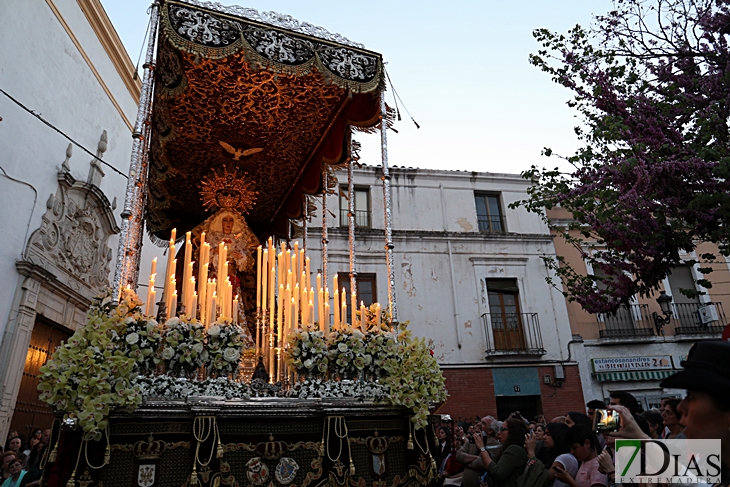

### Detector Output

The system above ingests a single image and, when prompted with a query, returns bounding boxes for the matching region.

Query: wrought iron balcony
[477,214,506,233]
[672,302,727,336]
[597,304,656,339]
[482,312,546,356]
[339,209,371,228]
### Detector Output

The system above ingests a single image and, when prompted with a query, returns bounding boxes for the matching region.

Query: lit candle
[145,274,155,316]
[210,292,217,325]
[333,274,338,299]
[192,292,198,320]
[308,300,314,326]
[262,249,268,314]
[351,291,357,330]
[170,290,178,317]
[170,228,177,243]
[256,245,262,309]
[291,252,298,291]
[183,232,192,309]
[324,302,330,336]
[316,273,323,323]
[341,300,347,329]
[292,296,298,333]
[361,302,367,332]
[324,288,330,331]
[217,242,225,298]
[293,284,300,329]
[149,287,156,317]
[200,264,209,324]
[150,257,157,277]
[285,285,291,335]
[376,303,381,329]
[269,267,275,331]
[300,272,307,320]
[233,295,239,325]
[277,283,284,342]
[333,287,340,330]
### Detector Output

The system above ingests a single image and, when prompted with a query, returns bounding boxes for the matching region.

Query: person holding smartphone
[473,419,528,487]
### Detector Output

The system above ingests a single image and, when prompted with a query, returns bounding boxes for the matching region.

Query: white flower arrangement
[159,316,206,376]
[287,378,389,401]
[328,328,369,379]
[204,320,246,376]
[285,324,329,377]
[122,316,164,375]
[131,375,250,400]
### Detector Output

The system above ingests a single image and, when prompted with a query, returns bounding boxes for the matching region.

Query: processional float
[39,2,446,487]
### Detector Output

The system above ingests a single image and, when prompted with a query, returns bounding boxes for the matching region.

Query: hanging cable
[0,166,37,261]
[0,87,128,179]
[385,69,420,129]
[133,12,153,80]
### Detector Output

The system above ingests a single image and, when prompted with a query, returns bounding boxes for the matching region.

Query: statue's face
[222,216,234,234]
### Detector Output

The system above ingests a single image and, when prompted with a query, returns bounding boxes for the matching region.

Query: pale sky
[101,0,613,175]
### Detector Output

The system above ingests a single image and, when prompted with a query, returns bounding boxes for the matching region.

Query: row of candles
[253,238,384,380]
[143,230,383,382]
[144,229,240,325]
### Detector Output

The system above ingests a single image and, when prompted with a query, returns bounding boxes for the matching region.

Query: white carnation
[208,325,221,337]
[125,332,139,345]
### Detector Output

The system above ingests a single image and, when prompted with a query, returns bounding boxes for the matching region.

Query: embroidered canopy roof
[146,0,385,240]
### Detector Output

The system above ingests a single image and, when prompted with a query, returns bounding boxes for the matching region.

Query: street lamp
[652,291,673,335]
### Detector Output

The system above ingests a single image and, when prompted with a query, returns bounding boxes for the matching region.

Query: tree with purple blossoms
[517,0,730,314]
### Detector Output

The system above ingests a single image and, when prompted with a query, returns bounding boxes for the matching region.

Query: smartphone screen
[593,409,621,433]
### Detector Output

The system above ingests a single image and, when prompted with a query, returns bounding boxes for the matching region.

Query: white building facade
[0,0,164,441]
[307,165,586,420]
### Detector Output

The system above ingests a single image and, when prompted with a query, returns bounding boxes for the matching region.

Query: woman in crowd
[435,426,451,474]
[534,424,546,442]
[526,422,579,487]
[661,397,686,439]
[0,453,15,484]
[0,455,24,487]
[473,418,527,487]
[554,425,607,487]
[639,410,663,439]
[19,442,46,487]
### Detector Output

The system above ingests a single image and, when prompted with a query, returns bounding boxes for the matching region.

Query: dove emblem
[218,141,264,160]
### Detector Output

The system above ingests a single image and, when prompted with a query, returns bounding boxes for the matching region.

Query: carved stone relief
[25,144,120,300]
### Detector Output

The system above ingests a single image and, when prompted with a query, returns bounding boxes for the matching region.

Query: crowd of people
[434,341,730,487]
[0,428,51,487]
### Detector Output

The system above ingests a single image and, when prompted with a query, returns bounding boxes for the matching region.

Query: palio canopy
[146,0,384,240]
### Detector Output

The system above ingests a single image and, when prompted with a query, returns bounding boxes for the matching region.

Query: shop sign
[592,356,674,372]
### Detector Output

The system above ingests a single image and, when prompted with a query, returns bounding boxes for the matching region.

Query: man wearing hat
[660,340,730,487]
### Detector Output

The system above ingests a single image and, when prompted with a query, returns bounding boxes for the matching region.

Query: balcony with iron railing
[671,302,727,337]
[340,209,371,228]
[596,304,656,339]
[594,302,726,341]
[477,214,506,233]
[482,312,546,357]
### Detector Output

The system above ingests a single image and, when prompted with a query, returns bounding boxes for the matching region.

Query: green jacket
[486,444,527,487]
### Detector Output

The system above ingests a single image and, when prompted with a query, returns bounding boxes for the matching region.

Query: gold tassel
[349,459,355,476]
[49,443,58,463]
[190,466,198,486]
[430,453,437,472]
[213,477,220,487]
[66,473,76,487]
[407,428,414,450]
[216,441,224,459]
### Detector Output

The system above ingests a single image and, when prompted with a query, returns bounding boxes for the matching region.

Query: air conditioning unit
[698,304,719,324]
